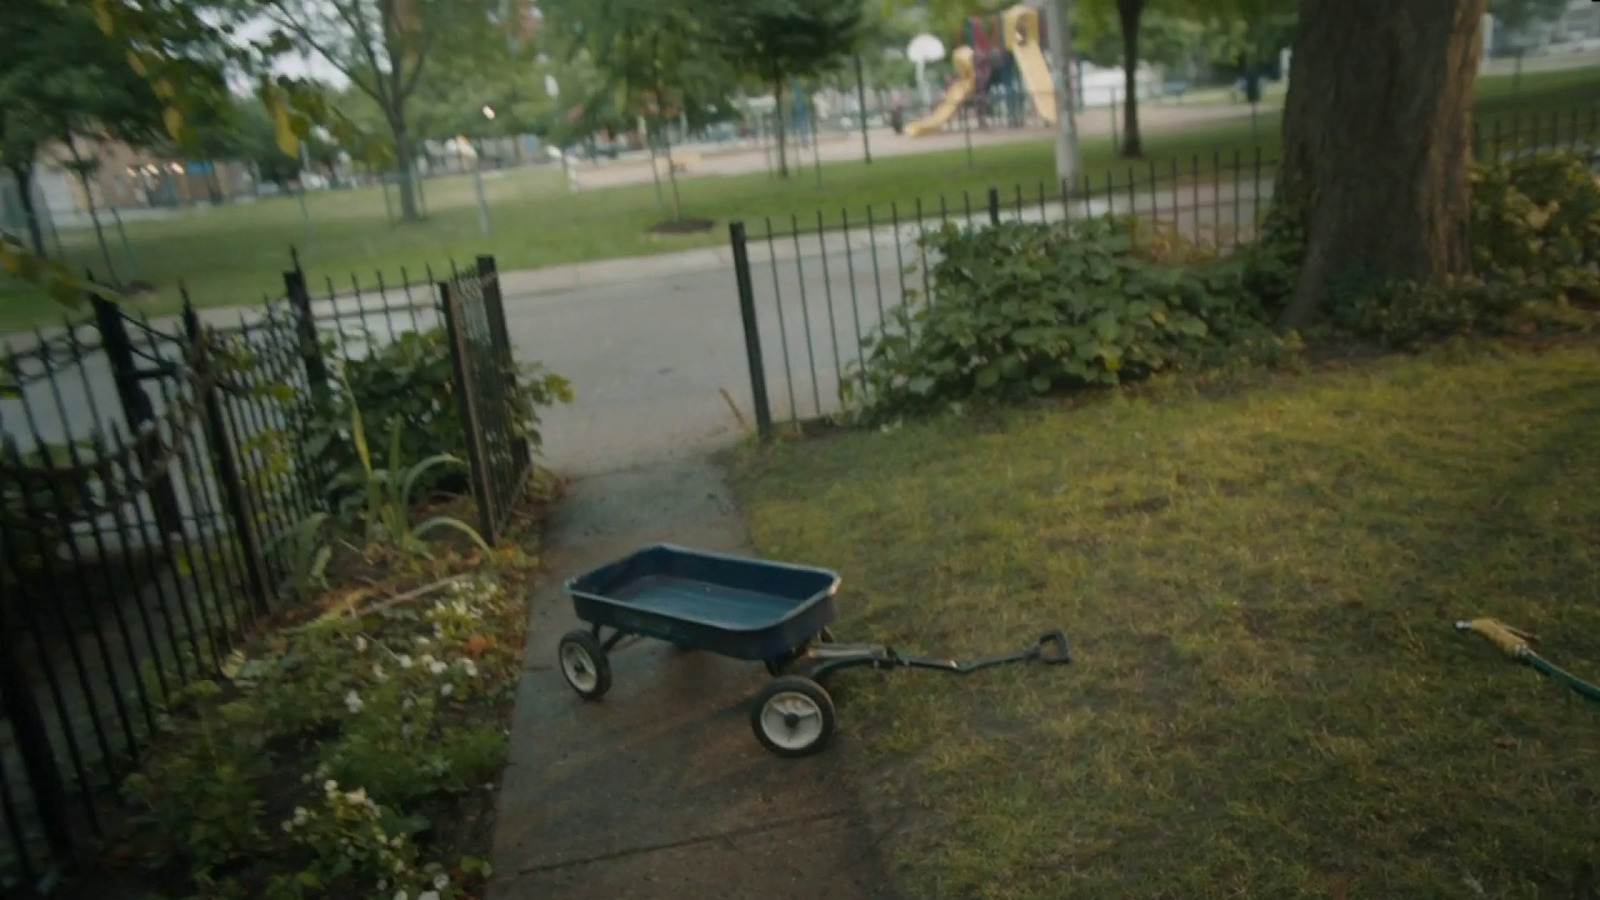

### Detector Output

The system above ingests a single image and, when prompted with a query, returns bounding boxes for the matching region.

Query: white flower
[427,659,447,675]
[355,636,368,652]
[344,690,364,714]
[402,696,416,711]
[393,891,407,900]
[390,835,405,848]
[460,659,478,678]
[394,860,406,873]
[293,806,309,825]
[419,892,440,900]
[344,788,369,807]
[324,779,338,794]
[397,654,414,669]
[440,683,454,698]
[402,724,413,739]
[377,880,386,891]
[281,820,293,833]
[414,636,431,646]
[433,874,449,890]
[372,663,387,682]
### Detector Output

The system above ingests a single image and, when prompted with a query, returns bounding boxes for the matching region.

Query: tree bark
[1274,0,1486,331]
[1117,0,1144,158]
[854,54,872,164]
[773,72,790,177]
[9,163,46,258]
[389,112,421,220]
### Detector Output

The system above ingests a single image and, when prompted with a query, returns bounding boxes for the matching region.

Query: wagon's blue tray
[565,543,840,662]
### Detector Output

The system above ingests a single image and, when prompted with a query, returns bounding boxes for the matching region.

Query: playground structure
[905,3,1058,138]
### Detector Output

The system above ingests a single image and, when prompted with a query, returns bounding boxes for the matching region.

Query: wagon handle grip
[1036,631,1071,665]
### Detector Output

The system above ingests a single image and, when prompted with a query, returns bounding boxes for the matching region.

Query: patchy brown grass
[733,340,1600,900]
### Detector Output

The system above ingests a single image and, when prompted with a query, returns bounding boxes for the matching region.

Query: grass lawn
[732,340,1600,899]
[3,64,1597,334]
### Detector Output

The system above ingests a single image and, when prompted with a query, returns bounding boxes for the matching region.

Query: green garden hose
[1455,618,1600,704]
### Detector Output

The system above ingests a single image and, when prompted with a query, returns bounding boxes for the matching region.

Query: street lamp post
[476,105,494,235]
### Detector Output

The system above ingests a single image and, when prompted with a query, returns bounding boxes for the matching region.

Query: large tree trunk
[9,164,46,258]
[390,113,422,220]
[1117,0,1144,158]
[1273,0,1486,330]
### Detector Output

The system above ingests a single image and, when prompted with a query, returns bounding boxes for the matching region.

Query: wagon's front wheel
[558,629,612,701]
[751,676,835,758]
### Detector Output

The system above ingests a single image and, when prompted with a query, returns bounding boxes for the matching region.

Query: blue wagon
[558,544,1070,757]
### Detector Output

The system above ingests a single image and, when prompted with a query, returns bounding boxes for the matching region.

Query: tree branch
[398,28,438,101]
[260,4,385,102]
[332,0,388,94]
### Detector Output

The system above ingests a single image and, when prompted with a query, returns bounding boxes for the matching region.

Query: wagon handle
[1035,631,1071,665]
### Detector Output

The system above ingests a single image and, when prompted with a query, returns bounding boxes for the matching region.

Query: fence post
[474,255,529,481]
[283,264,328,398]
[728,221,773,441]
[91,292,183,537]
[439,278,499,545]
[0,554,76,872]
[182,306,272,614]
[988,187,1001,226]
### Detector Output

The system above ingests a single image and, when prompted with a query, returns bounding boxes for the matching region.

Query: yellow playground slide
[906,46,976,137]
[1003,5,1056,126]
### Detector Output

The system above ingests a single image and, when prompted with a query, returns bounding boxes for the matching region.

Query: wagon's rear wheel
[751,676,836,757]
[558,629,612,701]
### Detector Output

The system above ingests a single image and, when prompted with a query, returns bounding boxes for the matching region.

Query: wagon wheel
[751,676,836,757]
[558,629,612,700]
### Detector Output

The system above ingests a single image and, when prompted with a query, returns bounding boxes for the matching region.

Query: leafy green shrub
[1317,150,1600,346]
[841,218,1274,422]
[1327,274,1541,346]
[120,682,271,876]
[304,328,572,504]
[1470,149,1600,300]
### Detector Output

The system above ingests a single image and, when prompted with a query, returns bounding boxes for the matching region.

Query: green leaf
[412,516,492,555]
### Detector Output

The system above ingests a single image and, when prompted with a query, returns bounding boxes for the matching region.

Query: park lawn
[731,340,1600,900]
[2,63,1596,334]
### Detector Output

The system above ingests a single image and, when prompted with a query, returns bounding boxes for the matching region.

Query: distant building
[0,137,255,234]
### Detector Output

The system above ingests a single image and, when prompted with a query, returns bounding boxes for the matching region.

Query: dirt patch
[649,217,716,235]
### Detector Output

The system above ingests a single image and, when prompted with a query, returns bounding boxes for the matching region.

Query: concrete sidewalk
[488,460,898,900]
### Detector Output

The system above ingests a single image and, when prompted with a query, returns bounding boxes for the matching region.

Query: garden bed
[732,338,1600,899]
[57,478,560,900]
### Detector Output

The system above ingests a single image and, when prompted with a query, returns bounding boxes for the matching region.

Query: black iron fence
[727,150,1279,435]
[728,105,1600,436]
[0,253,526,892]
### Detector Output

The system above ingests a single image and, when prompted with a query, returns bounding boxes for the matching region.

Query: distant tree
[0,0,193,280]
[1490,0,1570,93]
[704,0,867,177]
[544,0,738,215]
[237,0,506,220]
[1075,0,1151,157]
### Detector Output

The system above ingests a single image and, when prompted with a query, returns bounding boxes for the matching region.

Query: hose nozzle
[1456,618,1538,659]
